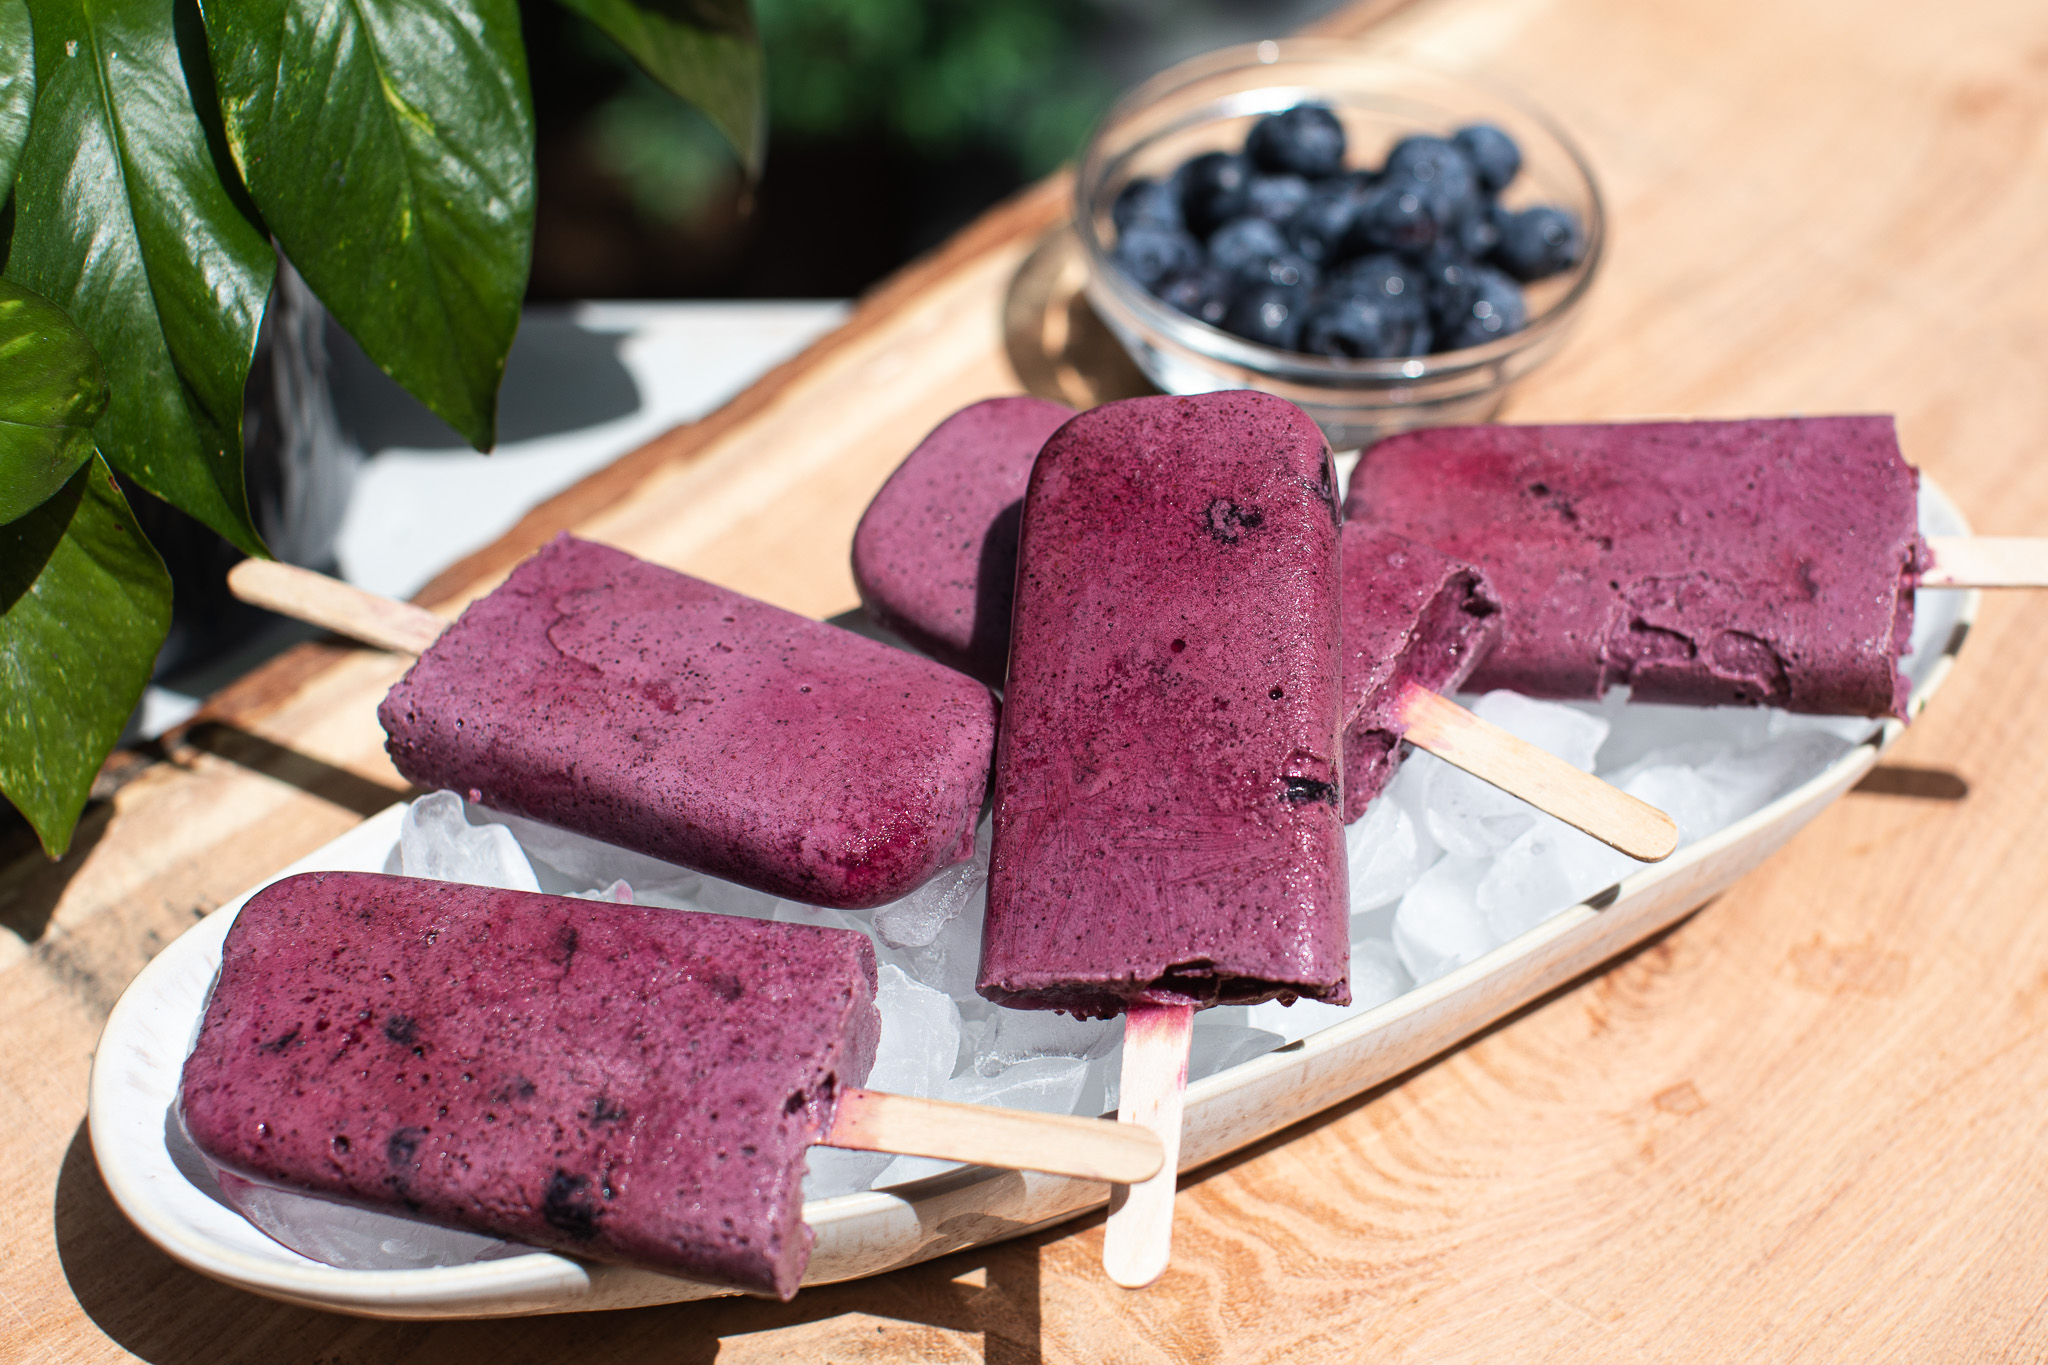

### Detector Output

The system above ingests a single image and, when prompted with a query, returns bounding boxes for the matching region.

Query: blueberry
[1453,123,1522,193]
[1222,283,1308,349]
[1243,251,1320,292]
[1245,104,1347,178]
[1286,178,1371,265]
[1113,225,1203,289]
[1326,253,1429,331]
[1299,293,1432,359]
[1439,265,1527,348]
[1244,172,1313,223]
[1112,177,1183,235]
[1383,135,1482,221]
[1493,205,1584,281]
[1354,177,1444,252]
[1206,216,1290,277]
[1457,203,1504,258]
[1413,247,1480,330]
[1173,152,1251,237]
[1158,268,1236,328]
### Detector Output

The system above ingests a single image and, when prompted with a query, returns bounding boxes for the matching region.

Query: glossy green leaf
[0,0,31,191]
[4,0,273,558]
[555,0,761,175]
[202,0,533,451]
[0,279,109,522]
[0,454,171,857]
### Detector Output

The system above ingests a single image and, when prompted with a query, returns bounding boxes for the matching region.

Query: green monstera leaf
[201,0,534,451]
[0,279,110,524]
[0,0,31,191]
[555,0,762,174]
[0,455,172,858]
[4,0,274,559]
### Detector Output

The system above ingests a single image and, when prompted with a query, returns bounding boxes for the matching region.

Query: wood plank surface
[9,0,2048,1358]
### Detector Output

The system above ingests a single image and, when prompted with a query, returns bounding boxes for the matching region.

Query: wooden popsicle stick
[1102,1001,1194,1289]
[1918,535,2048,588]
[1398,682,1679,863]
[227,559,446,656]
[823,1087,1163,1184]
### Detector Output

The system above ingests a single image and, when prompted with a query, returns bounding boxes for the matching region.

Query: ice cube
[1187,1023,1285,1081]
[214,1171,525,1269]
[1392,856,1493,984]
[872,856,986,950]
[1593,695,1772,773]
[1349,937,1413,1011]
[974,1008,1122,1076]
[1470,690,1610,770]
[400,791,540,891]
[688,874,782,920]
[870,1055,1095,1188]
[1346,792,1432,911]
[1617,763,1729,846]
[1417,749,1536,860]
[866,964,961,1100]
[802,1146,892,1201]
[1475,816,1631,943]
[894,880,988,1000]
[481,804,700,899]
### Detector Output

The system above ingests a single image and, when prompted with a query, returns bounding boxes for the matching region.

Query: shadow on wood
[1850,765,1969,800]
[54,1119,1044,1363]
[169,723,412,819]
[1002,227,1156,413]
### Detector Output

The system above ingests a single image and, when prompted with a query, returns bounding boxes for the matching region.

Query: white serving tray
[89,483,1979,1320]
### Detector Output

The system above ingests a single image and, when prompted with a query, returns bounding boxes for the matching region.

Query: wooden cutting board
[10,0,2048,1358]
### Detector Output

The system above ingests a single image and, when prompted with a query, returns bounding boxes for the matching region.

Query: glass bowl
[1075,40,1605,450]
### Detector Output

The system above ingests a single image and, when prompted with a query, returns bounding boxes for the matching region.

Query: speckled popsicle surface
[981,392,1350,1017]
[178,871,880,1299]
[1337,528,1500,820]
[850,402,1499,820]
[1346,417,1929,718]
[378,535,998,909]
[851,396,1076,688]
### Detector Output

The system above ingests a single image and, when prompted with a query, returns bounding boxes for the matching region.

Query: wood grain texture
[9,0,2048,1357]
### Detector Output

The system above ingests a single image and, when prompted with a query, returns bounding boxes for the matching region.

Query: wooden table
[9,0,2048,1357]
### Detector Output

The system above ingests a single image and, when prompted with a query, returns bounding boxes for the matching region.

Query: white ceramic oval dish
[90,482,1977,1319]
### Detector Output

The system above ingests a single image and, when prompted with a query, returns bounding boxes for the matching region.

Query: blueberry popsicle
[981,391,1350,1017]
[851,403,1500,818]
[181,872,1164,1299]
[180,871,881,1299]
[851,395,1076,687]
[375,534,997,909]
[1345,416,1929,717]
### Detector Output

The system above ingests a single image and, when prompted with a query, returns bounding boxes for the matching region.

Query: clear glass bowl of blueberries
[1076,41,1603,449]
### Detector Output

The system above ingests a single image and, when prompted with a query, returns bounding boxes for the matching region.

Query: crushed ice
[229,685,1888,1265]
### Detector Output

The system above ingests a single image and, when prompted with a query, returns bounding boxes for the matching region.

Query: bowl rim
[1074,38,1608,384]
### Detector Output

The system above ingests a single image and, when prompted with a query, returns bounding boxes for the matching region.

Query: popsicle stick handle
[1102,1001,1193,1289]
[1919,536,2048,588]
[1398,683,1678,863]
[824,1087,1164,1185]
[227,559,446,656]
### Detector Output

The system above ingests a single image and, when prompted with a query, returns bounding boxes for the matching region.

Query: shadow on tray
[55,1119,1048,1365]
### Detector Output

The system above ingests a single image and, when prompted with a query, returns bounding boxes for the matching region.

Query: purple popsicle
[851,402,1500,818]
[980,392,1349,1017]
[851,396,1076,687]
[179,871,880,1299]
[378,535,997,909]
[1345,417,1929,717]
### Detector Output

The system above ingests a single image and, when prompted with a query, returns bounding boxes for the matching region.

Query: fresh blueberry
[1242,251,1320,292]
[1414,247,1480,330]
[1173,152,1251,237]
[1457,202,1504,258]
[1223,283,1308,349]
[1158,268,1236,328]
[1382,135,1483,225]
[1439,265,1527,348]
[1326,253,1429,331]
[1493,205,1584,281]
[1244,172,1313,223]
[1113,225,1203,289]
[1245,104,1347,178]
[1354,177,1443,252]
[1286,178,1371,265]
[1300,293,1433,358]
[1206,216,1291,276]
[1112,177,1183,234]
[1452,124,1522,192]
